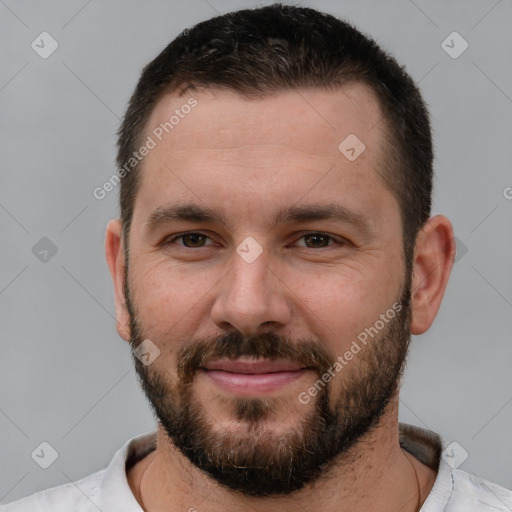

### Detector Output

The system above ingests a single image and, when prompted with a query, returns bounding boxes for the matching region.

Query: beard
[125,274,412,497]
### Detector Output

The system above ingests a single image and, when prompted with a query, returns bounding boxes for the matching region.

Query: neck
[129,398,437,512]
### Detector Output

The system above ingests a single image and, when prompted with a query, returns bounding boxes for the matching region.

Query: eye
[163,231,345,251]
[165,232,215,248]
[294,233,341,249]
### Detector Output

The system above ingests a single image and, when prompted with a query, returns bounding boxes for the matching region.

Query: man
[4,4,511,511]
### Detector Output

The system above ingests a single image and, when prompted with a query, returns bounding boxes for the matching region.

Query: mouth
[199,358,310,395]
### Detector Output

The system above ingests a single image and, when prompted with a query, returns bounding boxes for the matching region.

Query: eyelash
[164,231,345,250]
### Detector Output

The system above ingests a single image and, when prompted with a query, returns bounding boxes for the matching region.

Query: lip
[202,358,305,374]
[200,359,310,395]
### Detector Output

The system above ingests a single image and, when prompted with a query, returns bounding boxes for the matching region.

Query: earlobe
[410,215,456,335]
[105,219,131,342]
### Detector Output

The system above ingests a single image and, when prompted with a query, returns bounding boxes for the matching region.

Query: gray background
[1,0,511,504]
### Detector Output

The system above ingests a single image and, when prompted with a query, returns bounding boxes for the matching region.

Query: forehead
[133,84,397,232]
[144,83,384,155]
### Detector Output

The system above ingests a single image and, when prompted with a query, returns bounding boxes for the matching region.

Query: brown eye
[180,233,208,247]
[165,232,214,248]
[304,234,330,248]
[299,233,334,248]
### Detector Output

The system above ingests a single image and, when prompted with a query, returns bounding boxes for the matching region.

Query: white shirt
[3,423,511,511]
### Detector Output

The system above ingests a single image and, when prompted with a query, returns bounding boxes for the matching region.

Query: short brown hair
[117,3,433,264]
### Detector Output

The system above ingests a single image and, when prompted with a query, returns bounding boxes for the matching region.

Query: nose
[210,246,292,338]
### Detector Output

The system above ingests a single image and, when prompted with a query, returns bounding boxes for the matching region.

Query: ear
[410,214,456,335]
[105,219,131,342]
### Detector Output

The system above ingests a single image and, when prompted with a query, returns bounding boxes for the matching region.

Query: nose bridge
[211,242,291,334]
[227,246,273,310]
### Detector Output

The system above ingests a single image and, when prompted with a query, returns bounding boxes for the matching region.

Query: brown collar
[399,422,442,471]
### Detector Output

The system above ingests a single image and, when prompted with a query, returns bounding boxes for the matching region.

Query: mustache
[176,331,335,384]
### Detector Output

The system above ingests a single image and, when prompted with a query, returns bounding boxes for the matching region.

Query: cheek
[129,261,216,337]
[290,263,400,352]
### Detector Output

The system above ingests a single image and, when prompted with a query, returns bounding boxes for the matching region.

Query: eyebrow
[145,202,374,235]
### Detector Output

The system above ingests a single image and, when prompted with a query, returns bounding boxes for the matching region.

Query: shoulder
[447,468,512,511]
[1,470,104,512]
[398,423,512,512]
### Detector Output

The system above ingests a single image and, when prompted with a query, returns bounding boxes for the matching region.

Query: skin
[105,85,455,512]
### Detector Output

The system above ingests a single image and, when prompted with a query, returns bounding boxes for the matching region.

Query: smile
[199,359,310,394]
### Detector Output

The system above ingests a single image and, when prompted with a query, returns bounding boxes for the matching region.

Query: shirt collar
[98,429,156,512]
[399,422,442,470]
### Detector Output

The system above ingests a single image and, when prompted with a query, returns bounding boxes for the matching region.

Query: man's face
[123,85,411,495]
